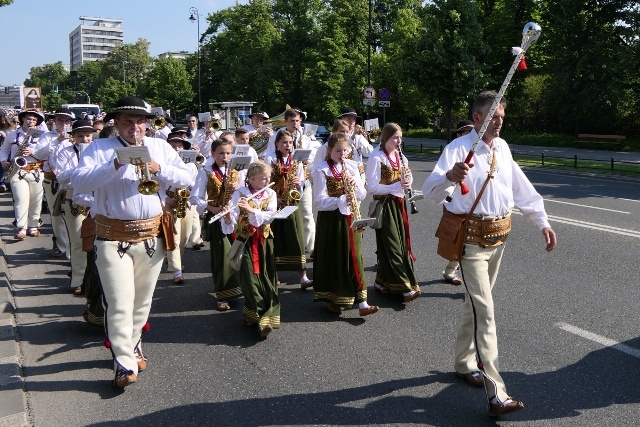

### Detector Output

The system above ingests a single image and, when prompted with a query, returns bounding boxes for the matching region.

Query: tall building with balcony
[69,16,124,71]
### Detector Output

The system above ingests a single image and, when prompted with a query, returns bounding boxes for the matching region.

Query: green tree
[0,0,14,6]
[142,56,195,118]
[402,0,488,134]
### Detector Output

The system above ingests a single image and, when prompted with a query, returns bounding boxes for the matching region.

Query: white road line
[556,322,640,359]
[543,198,630,214]
[512,210,640,238]
[589,194,640,204]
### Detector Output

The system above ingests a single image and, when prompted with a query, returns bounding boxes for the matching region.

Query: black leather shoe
[488,398,524,416]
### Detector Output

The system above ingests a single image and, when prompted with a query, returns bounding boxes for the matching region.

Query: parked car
[303,122,330,144]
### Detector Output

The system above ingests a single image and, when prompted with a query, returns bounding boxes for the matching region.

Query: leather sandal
[457,371,484,388]
[27,229,40,237]
[488,397,524,417]
[113,369,137,388]
[359,305,379,316]
[325,302,342,313]
[217,301,230,311]
[259,325,273,338]
[173,275,184,285]
[134,348,147,372]
[72,287,84,296]
[300,279,313,289]
[403,291,421,303]
[374,284,390,295]
[444,275,463,285]
[14,230,26,240]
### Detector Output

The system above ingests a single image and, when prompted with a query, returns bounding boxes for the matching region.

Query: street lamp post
[366,1,387,119]
[189,7,202,113]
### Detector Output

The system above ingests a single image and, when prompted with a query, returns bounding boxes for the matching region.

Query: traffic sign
[363,98,376,106]
[363,86,376,99]
[379,88,391,101]
[379,101,390,108]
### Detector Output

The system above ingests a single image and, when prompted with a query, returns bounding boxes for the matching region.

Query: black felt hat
[105,97,155,122]
[69,119,94,134]
[339,107,358,118]
[167,136,191,150]
[249,110,269,119]
[18,109,45,125]
[53,108,75,120]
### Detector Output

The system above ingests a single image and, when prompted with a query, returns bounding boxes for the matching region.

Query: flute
[208,182,275,224]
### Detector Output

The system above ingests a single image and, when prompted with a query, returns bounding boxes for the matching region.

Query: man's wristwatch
[153,166,162,177]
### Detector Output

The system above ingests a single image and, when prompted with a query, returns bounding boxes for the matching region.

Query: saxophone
[285,160,301,205]
[2,132,33,182]
[341,159,364,232]
[173,188,191,219]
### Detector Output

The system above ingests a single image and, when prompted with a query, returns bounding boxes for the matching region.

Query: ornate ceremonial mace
[446,22,542,202]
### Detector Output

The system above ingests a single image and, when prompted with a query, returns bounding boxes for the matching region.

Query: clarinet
[398,145,419,214]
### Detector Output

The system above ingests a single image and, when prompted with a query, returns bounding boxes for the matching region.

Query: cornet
[134,132,161,195]
[208,120,221,132]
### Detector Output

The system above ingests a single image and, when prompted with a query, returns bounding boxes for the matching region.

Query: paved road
[403,137,640,164]
[1,158,639,426]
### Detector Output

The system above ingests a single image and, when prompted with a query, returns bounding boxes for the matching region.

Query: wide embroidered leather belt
[43,171,56,181]
[464,212,511,247]
[23,162,43,171]
[95,214,161,243]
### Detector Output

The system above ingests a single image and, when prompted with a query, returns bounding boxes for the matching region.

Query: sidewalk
[0,192,29,426]
[403,137,640,163]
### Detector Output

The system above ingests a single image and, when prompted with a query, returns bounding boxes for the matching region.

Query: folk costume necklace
[248,184,266,200]
[328,159,343,179]
[382,147,400,169]
[278,151,292,173]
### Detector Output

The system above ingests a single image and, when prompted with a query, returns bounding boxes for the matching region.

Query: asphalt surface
[1,156,639,427]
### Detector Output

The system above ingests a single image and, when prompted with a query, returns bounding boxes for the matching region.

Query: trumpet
[151,116,166,130]
[195,154,205,166]
[134,132,160,195]
[208,120,221,132]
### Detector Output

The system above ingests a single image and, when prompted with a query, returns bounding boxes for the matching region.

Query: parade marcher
[162,136,198,285]
[312,134,378,316]
[221,161,279,338]
[0,109,46,240]
[265,130,312,288]
[441,120,475,286]
[266,109,319,256]
[422,91,557,416]
[188,115,221,159]
[339,108,374,178]
[241,110,273,158]
[234,128,259,163]
[33,108,76,257]
[365,122,420,303]
[54,120,95,295]
[191,138,243,310]
[71,97,196,388]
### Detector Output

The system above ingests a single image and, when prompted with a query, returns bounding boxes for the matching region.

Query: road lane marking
[556,322,640,359]
[589,194,640,204]
[543,198,630,214]
[512,210,640,238]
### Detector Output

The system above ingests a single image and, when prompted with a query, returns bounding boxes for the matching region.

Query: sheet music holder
[292,149,311,163]
[198,112,211,122]
[364,118,380,132]
[351,217,376,229]
[179,149,198,164]
[409,191,424,203]
[228,155,252,171]
[272,206,298,220]
[233,145,250,156]
[150,107,164,117]
[303,124,318,137]
[115,146,152,165]
[26,128,45,138]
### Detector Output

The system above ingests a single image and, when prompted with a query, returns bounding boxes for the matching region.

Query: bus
[61,104,101,119]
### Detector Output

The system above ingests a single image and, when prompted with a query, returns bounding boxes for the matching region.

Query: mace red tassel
[142,322,151,333]
[460,182,470,195]
[517,54,527,71]
[103,340,111,349]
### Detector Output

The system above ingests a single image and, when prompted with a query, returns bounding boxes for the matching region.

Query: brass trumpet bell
[209,120,221,131]
[289,189,302,201]
[195,154,205,165]
[151,117,166,130]
[138,179,161,195]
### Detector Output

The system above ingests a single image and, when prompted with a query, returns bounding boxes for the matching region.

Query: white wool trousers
[167,213,193,272]
[43,178,69,254]
[10,172,43,230]
[95,237,165,374]
[60,200,87,288]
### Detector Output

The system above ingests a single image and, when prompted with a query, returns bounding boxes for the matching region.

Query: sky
[0,0,245,85]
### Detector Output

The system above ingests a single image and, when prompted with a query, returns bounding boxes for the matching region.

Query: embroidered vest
[379,163,402,185]
[236,196,273,239]
[206,169,238,207]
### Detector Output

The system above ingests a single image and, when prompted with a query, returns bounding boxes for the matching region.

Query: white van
[61,104,101,119]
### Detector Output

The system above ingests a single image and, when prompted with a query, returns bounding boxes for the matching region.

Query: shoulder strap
[466,150,497,219]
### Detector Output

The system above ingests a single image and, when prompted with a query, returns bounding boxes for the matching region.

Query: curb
[0,230,29,427]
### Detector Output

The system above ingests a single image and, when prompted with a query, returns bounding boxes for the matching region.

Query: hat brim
[18,110,45,125]
[339,113,359,118]
[168,138,191,150]
[69,126,95,134]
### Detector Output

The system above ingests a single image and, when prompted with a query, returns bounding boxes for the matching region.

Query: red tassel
[103,340,111,349]
[517,55,527,71]
[141,322,151,333]
[477,362,484,370]
[460,182,470,195]
[67,271,72,278]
